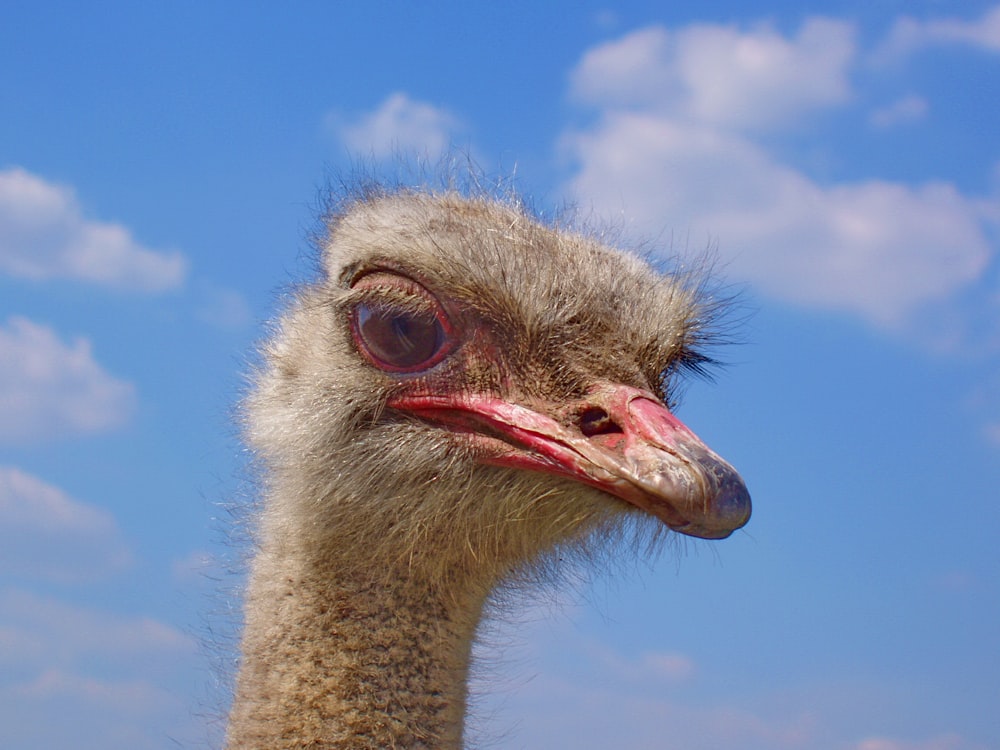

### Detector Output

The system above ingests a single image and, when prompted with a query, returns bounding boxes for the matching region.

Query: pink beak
[390,383,751,540]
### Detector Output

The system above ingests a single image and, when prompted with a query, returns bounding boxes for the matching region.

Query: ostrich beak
[390,383,751,540]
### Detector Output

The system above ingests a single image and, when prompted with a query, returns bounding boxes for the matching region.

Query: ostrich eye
[349,271,455,372]
[352,302,448,372]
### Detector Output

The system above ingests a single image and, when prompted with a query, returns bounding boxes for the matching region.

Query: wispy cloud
[170,548,225,585]
[852,735,988,750]
[576,637,697,684]
[0,669,188,750]
[0,167,186,292]
[476,619,815,749]
[875,4,1000,62]
[561,16,998,331]
[0,467,131,582]
[5,669,176,717]
[476,611,988,750]
[0,588,203,749]
[869,94,929,129]
[328,92,466,161]
[194,281,254,330]
[0,316,135,442]
[0,588,192,667]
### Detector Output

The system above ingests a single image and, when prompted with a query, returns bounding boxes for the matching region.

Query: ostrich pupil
[356,303,444,369]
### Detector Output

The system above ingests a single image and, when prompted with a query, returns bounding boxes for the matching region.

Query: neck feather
[227,538,488,749]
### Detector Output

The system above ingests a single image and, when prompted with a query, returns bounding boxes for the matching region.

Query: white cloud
[876,5,1000,62]
[869,94,929,129]
[565,113,991,327]
[571,19,855,132]
[0,467,131,582]
[0,167,186,292]
[562,18,997,329]
[0,316,135,442]
[330,92,465,160]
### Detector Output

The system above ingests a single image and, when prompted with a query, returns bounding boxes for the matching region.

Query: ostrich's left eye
[353,303,447,371]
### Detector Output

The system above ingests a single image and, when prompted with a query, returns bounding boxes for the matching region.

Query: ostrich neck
[227,542,488,749]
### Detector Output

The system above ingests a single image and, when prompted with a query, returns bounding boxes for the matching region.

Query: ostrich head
[246,188,750,592]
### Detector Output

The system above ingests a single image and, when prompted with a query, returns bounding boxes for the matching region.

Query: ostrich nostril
[578,407,624,437]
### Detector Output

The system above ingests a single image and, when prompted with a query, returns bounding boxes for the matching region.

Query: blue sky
[1,2,998,748]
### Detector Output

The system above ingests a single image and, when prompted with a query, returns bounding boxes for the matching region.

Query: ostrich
[226,187,750,749]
